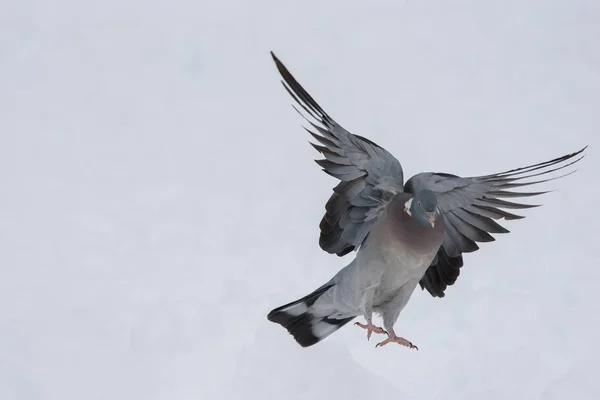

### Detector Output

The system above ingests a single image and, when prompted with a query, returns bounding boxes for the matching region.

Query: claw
[375,335,418,350]
[354,320,387,341]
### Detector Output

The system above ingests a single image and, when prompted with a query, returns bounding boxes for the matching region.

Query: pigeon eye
[417,201,421,207]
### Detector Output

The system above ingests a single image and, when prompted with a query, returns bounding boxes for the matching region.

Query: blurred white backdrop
[1,1,599,399]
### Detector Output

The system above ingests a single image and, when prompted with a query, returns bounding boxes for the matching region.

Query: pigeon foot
[375,332,418,350]
[354,320,388,340]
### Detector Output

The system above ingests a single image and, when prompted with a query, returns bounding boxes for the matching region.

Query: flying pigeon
[266,51,586,349]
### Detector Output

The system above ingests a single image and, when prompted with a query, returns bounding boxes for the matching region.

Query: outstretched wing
[271,51,405,256]
[405,147,587,298]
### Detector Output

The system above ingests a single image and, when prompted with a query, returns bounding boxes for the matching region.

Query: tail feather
[267,284,355,347]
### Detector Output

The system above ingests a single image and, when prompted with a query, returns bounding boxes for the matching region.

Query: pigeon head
[406,189,441,228]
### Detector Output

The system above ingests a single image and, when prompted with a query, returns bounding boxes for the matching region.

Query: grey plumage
[268,191,445,347]
[267,51,587,348]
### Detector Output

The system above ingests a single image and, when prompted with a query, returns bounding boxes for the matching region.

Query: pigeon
[266,51,586,349]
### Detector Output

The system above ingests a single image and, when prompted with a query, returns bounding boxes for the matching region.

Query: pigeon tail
[267,284,355,347]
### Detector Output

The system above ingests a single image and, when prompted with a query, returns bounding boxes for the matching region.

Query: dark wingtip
[578,145,589,163]
[270,50,278,63]
[570,145,588,163]
[270,50,287,80]
[564,145,588,159]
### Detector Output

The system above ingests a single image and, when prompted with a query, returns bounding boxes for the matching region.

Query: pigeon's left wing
[405,147,587,298]
[271,52,405,257]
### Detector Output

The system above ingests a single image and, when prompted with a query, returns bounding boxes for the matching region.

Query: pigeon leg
[354,319,388,340]
[375,328,418,350]
[354,285,387,340]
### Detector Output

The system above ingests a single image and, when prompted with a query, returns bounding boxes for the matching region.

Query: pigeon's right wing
[405,147,587,298]
[271,52,405,257]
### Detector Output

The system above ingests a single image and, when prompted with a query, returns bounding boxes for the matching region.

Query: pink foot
[354,320,388,341]
[375,332,418,350]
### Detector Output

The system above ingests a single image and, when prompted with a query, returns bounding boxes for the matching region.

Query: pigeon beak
[426,212,436,228]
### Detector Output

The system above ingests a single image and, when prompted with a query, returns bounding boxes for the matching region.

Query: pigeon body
[268,191,444,347]
[266,51,586,348]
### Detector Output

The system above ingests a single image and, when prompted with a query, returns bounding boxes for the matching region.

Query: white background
[1,1,599,399]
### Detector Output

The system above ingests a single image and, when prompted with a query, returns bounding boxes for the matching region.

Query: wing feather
[271,51,405,256]
[405,146,587,297]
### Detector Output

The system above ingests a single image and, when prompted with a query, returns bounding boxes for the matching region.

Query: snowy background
[1,0,599,399]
